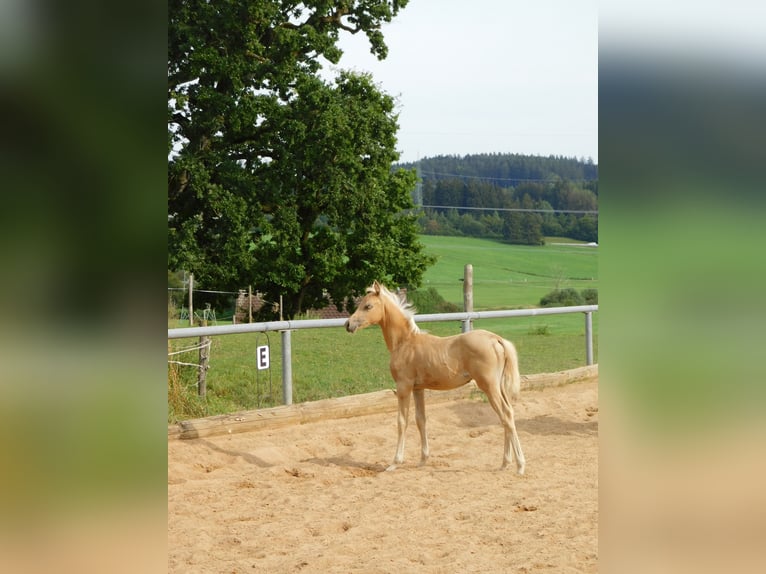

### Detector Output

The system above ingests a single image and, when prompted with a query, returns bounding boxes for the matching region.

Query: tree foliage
[539,288,598,307]
[168,0,433,317]
[401,152,597,183]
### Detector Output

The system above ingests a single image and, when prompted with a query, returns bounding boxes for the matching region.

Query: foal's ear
[372,280,381,294]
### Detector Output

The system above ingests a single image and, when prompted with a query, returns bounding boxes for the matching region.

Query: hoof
[385,464,398,472]
[500,461,525,475]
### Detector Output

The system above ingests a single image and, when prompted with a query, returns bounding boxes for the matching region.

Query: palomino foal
[345,281,525,474]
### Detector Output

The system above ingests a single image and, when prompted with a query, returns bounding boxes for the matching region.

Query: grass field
[168,235,598,421]
[419,235,598,309]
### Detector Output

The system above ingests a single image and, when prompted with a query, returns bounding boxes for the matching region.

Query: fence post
[197,335,210,397]
[248,285,253,323]
[584,311,594,365]
[281,330,293,405]
[188,273,194,327]
[462,264,473,333]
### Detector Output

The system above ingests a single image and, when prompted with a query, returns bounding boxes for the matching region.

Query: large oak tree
[168,0,432,317]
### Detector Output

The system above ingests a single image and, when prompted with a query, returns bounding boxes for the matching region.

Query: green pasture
[168,235,598,422]
[418,235,598,309]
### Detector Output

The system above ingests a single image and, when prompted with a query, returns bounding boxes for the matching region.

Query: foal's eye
[365,304,373,310]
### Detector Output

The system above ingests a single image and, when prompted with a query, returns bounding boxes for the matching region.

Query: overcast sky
[326,0,598,164]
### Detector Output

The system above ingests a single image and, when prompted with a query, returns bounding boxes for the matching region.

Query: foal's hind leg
[477,379,525,474]
[388,386,412,471]
[413,388,430,465]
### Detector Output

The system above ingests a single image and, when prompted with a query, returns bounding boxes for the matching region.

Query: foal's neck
[379,301,415,352]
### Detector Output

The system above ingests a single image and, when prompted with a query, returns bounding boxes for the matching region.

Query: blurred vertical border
[0,1,167,572]
[600,1,766,572]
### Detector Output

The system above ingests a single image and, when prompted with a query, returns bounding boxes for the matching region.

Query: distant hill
[396,153,598,245]
[397,152,597,184]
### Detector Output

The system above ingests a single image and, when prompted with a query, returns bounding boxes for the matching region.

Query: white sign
[256,345,270,370]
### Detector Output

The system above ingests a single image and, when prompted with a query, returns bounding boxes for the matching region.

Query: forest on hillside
[397,153,598,244]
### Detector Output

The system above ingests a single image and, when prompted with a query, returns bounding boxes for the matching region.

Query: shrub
[539,288,584,307]
[581,288,598,305]
[408,286,460,314]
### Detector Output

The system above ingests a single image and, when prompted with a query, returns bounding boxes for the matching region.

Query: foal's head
[345,281,387,333]
[345,280,418,334]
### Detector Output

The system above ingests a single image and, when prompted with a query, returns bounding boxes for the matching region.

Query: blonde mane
[367,283,420,334]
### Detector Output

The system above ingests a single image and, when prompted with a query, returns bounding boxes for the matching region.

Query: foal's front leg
[413,388,429,465]
[387,385,412,471]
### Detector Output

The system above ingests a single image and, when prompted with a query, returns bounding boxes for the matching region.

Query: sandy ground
[168,379,598,573]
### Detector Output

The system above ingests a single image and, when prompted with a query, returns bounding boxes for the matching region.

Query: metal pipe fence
[168,305,598,405]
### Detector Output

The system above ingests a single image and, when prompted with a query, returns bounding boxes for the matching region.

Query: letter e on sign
[257,345,270,370]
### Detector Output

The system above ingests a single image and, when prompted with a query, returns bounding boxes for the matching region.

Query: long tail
[499,338,521,402]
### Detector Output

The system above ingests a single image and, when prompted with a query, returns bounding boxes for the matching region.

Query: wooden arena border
[168,364,597,440]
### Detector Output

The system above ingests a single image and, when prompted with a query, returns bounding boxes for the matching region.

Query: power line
[420,205,598,215]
